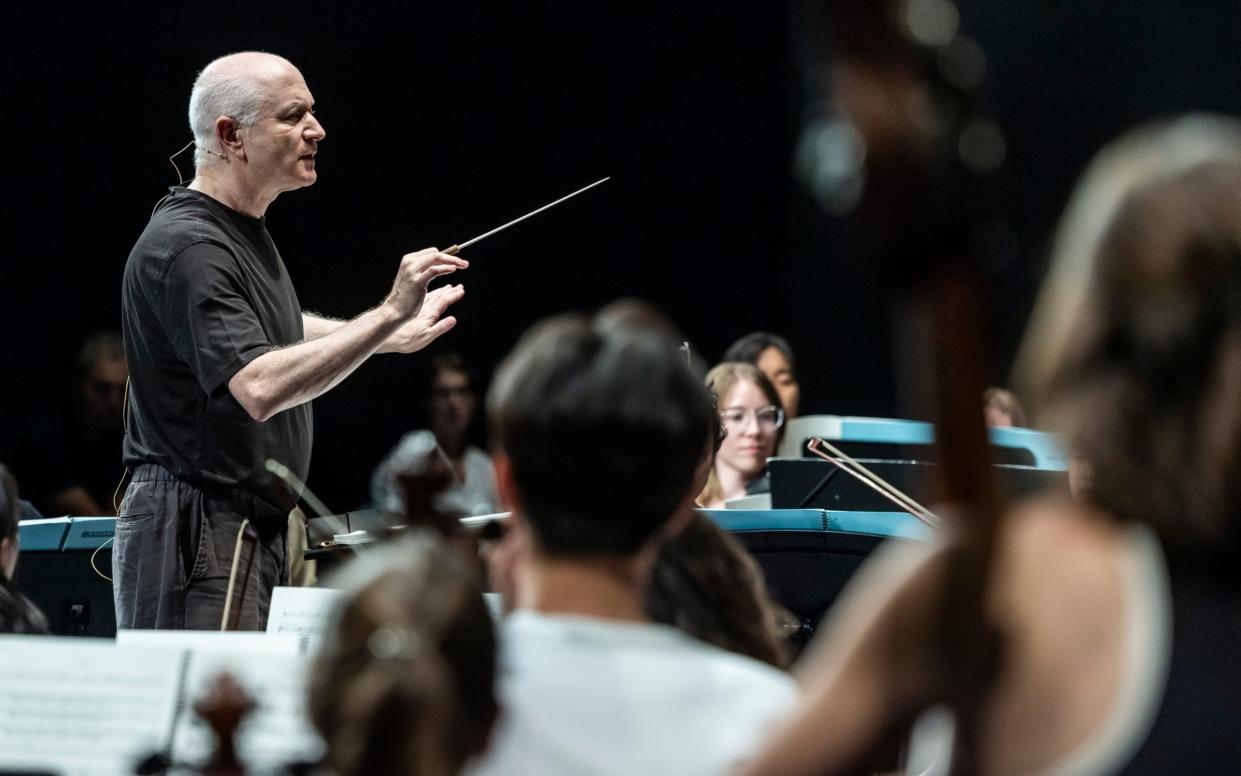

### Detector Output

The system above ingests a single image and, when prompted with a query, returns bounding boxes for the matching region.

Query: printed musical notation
[266,585,345,655]
[0,636,182,776]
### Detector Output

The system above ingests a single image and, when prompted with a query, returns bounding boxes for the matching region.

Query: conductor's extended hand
[383,247,469,319]
[380,283,466,354]
[227,247,467,422]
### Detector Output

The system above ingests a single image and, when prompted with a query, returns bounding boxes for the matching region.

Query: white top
[1032,524,1171,775]
[439,445,501,517]
[468,611,798,776]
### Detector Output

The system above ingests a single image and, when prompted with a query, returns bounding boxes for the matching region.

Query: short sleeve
[158,242,275,397]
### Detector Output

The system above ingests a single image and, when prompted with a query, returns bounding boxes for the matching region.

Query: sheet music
[117,628,301,655]
[0,635,183,776]
[266,586,345,655]
[172,651,325,772]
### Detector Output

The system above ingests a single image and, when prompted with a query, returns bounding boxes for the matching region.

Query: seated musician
[644,395,792,668]
[741,116,1241,773]
[723,331,802,419]
[374,354,500,521]
[469,310,796,775]
[0,464,49,634]
[309,532,498,776]
[698,362,785,507]
[982,386,1026,428]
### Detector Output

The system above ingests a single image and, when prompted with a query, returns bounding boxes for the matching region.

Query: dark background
[3,1,1238,511]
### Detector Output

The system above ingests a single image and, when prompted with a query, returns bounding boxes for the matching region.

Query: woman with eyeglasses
[698,363,785,508]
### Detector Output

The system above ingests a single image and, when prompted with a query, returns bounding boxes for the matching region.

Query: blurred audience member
[982,386,1026,427]
[310,532,498,776]
[723,332,801,419]
[743,116,1241,774]
[699,363,784,508]
[374,354,499,522]
[0,464,50,634]
[648,511,791,669]
[11,331,127,515]
[471,309,796,775]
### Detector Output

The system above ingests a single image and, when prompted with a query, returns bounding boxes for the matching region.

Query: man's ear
[215,115,245,161]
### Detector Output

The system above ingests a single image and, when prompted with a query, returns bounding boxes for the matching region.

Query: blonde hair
[699,362,783,506]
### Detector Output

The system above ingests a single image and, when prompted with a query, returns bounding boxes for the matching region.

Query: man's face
[430,369,475,440]
[79,357,127,430]
[241,65,326,195]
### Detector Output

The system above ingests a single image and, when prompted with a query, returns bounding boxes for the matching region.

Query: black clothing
[113,463,288,630]
[10,403,123,515]
[1116,561,1241,772]
[745,470,771,496]
[0,577,49,634]
[121,187,310,514]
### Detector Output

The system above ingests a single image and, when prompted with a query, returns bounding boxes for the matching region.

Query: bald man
[117,52,468,630]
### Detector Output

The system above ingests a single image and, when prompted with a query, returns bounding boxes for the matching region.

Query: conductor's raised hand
[383,247,469,320]
[380,283,466,354]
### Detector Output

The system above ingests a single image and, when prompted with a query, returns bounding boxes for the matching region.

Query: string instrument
[813,0,1008,770]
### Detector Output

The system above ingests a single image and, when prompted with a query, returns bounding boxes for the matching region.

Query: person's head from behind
[723,332,800,419]
[594,298,722,504]
[427,354,477,450]
[982,387,1025,428]
[190,52,326,198]
[487,309,711,559]
[309,532,497,776]
[704,363,784,500]
[76,331,127,431]
[647,511,789,669]
[0,465,20,580]
[0,464,47,635]
[1017,115,1241,560]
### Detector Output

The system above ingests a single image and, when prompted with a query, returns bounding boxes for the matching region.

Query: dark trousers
[113,464,289,630]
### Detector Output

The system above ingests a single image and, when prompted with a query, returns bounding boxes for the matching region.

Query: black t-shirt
[121,187,311,512]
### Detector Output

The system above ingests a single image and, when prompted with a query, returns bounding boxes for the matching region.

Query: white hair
[188,52,286,168]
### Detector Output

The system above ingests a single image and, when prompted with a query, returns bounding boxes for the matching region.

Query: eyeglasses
[719,405,784,432]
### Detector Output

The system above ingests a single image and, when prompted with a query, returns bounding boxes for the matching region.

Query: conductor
[116,52,468,630]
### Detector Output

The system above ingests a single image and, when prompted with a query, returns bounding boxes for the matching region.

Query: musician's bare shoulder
[979,496,1137,773]
[777,495,1160,776]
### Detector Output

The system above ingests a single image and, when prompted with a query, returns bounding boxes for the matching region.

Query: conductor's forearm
[301,311,346,341]
[230,304,404,421]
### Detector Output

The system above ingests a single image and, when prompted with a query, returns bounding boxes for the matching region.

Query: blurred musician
[742,116,1241,774]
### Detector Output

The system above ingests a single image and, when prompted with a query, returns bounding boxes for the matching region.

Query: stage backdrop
[3,1,1238,510]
